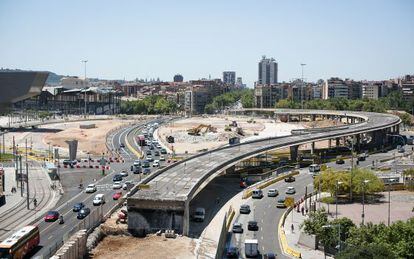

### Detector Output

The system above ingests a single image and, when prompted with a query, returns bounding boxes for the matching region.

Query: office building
[258,56,278,85]
[399,75,414,102]
[223,71,236,85]
[254,83,289,108]
[322,78,349,99]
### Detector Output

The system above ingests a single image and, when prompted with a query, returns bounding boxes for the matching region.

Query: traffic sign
[284,197,295,207]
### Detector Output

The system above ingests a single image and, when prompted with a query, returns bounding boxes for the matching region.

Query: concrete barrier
[278,207,302,258]
[51,229,87,259]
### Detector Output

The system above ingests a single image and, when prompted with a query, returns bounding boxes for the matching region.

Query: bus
[309,164,321,176]
[137,135,146,146]
[0,225,40,259]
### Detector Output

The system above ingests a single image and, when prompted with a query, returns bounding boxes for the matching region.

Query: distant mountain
[0,68,64,85]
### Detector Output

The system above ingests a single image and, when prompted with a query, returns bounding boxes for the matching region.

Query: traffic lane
[229,172,312,258]
[189,176,241,237]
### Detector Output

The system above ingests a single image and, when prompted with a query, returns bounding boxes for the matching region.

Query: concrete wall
[50,229,87,259]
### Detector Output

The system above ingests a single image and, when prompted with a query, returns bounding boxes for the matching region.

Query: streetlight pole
[388,179,396,226]
[335,181,343,219]
[361,179,370,225]
[81,60,88,116]
[300,63,306,109]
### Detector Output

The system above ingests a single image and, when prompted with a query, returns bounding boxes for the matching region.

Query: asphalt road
[30,118,169,258]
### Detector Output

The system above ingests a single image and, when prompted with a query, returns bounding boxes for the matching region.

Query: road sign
[284,197,295,207]
[138,184,150,189]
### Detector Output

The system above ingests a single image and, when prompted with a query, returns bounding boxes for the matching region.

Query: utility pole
[81,60,88,117]
[19,155,23,197]
[26,139,29,209]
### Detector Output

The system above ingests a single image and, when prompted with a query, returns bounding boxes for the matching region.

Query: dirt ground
[91,235,196,259]
[43,120,132,156]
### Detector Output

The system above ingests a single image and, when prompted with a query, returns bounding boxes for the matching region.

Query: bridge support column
[311,114,316,121]
[336,138,340,147]
[356,134,361,151]
[290,145,299,162]
[311,142,315,155]
[328,139,332,149]
[182,200,190,236]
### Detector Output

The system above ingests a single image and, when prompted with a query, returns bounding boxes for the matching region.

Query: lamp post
[300,63,306,109]
[335,180,343,219]
[361,179,370,225]
[388,179,397,226]
[81,60,88,116]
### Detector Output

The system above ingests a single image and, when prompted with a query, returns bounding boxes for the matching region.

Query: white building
[60,77,88,89]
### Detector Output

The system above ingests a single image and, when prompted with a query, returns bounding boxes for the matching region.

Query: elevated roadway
[127,109,401,235]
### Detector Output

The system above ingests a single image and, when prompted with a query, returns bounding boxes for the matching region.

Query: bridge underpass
[127,109,401,236]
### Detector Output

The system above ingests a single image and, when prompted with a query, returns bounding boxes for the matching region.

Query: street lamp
[81,60,88,116]
[300,63,306,109]
[361,179,370,225]
[388,178,397,226]
[335,181,343,219]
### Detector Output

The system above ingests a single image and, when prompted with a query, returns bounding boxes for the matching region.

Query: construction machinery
[187,124,217,136]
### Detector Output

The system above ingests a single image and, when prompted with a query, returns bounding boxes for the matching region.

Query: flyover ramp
[127,109,401,235]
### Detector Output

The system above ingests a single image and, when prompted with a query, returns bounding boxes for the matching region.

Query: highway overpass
[127,109,401,236]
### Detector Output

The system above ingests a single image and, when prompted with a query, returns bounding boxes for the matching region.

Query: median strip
[278,208,302,258]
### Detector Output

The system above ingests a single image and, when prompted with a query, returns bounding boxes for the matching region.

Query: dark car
[112,174,123,182]
[146,150,152,155]
[149,145,154,150]
[143,168,151,175]
[44,211,60,222]
[336,158,345,164]
[232,223,243,233]
[284,176,295,182]
[226,247,239,258]
[154,150,160,156]
[248,221,258,231]
[264,253,276,259]
[73,202,85,212]
[133,166,142,174]
[120,143,125,148]
[77,208,91,219]
[160,148,167,154]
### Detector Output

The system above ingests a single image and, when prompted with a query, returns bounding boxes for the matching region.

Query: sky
[0,0,413,87]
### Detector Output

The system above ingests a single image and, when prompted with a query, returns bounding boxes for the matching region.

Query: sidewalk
[283,194,333,259]
[0,162,60,241]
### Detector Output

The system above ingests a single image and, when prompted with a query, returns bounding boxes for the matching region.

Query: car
[122,181,133,190]
[120,170,128,177]
[149,145,154,150]
[113,191,123,200]
[263,253,276,259]
[153,160,160,167]
[336,158,345,164]
[286,187,296,195]
[120,143,125,148]
[226,247,239,258]
[398,145,405,153]
[112,174,123,182]
[160,155,165,161]
[252,189,263,199]
[85,184,97,193]
[277,197,287,208]
[77,208,91,219]
[357,154,366,161]
[133,166,142,174]
[193,207,206,222]
[285,176,295,182]
[267,189,279,197]
[113,181,122,189]
[154,150,160,156]
[133,160,141,166]
[248,221,259,231]
[142,160,150,168]
[156,144,162,149]
[240,204,251,214]
[146,150,152,155]
[44,211,60,222]
[143,168,151,175]
[73,202,85,212]
[232,223,243,233]
[160,148,167,154]
[147,156,154,162]
[93,194,105,205]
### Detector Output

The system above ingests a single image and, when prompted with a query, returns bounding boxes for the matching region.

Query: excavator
[187,124,217,136]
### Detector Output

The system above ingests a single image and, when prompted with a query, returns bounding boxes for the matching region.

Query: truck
[245,239,259,258]
[193,207,205,222]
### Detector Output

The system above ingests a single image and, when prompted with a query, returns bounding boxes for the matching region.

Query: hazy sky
[0,0,413,87]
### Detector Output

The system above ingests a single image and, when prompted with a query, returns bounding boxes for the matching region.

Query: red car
[44,211,60,222]
[113,191,123,200]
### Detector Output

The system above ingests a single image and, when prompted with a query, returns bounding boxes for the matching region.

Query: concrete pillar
[351,117,356,124]
[328,139,332,149]
[346,117,350,124]
[356,134,361,151]
[311,142,315,155]
[290,145,299,162]
[336,138,340,147]
[311,114,316,121]
[182,200,190,236]
[395,124,400,134]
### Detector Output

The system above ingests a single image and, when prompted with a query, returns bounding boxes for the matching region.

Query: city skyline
[0,0,413,87]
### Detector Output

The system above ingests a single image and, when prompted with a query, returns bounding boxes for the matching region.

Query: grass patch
[0,153,14,162]
[320,196,335,204]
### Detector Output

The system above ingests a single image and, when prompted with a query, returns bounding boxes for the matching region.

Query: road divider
[125,126,143,159]
[278,207,302,258]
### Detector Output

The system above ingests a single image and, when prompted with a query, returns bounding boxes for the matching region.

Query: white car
[159,155,165,161]
[153,160,160,167]
[112,181,122,189]
[147,156,154,162]
[267,189,279,197]
[85,184,97,193]
[133,160,141,166]
[122,180,133,190]
[120,170,128,177]
[156,144,162,149]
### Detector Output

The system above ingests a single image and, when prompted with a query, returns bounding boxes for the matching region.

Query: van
[93,194,105,206]
[193,207,205,222]
[309,164,321,174]
[245,239,259,258]
[252,189,263,199]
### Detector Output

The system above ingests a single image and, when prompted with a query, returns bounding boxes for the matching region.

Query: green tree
[337,242,396,259]
[351,168,384,195]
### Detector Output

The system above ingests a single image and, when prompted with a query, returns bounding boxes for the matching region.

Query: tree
[337,242,396,259]
[241,89,254,108]
[403,168,414,191]
[351,168,384,195]
[300,207,329,238]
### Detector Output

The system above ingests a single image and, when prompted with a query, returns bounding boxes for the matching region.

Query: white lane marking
[48,235,53,240]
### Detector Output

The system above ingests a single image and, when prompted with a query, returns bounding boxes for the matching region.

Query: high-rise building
[173,74,184,82]
[322,78,349,99]
[223,71,236,85]
[399,75,414,102]
[258,55,278,85]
